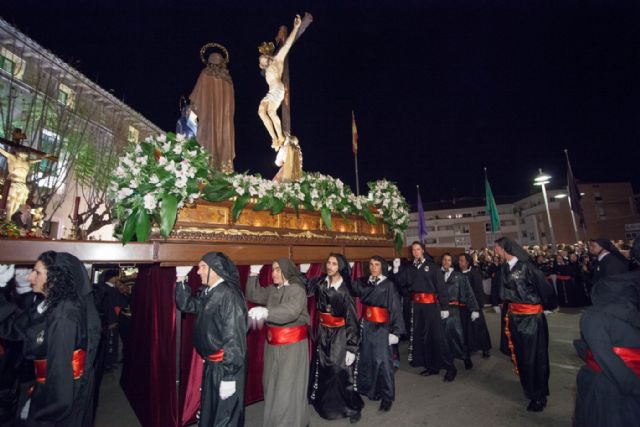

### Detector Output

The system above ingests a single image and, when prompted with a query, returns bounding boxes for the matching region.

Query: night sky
[3,0,640,206]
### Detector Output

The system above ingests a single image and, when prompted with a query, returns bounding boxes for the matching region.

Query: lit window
[0,48,26,79]
[128,126,139,143]
[57,83,76,109]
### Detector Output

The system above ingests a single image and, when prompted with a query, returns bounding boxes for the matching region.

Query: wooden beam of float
[0,201,398,265]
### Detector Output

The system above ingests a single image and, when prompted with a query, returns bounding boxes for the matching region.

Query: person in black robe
[91,269,120,422]
[175,252,248,427]
[1,252,100,427]
[347,256,405,412]
[440,254,479,371]
[459,254,491,358]
[494,237,557,412]
[573,238,640,427]
[307,253,363,423]
[588,238,628,287]
[393,242,454,380]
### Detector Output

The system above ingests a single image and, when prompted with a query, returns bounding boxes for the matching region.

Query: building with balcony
[0,17,162,239]
[406,182,640,249]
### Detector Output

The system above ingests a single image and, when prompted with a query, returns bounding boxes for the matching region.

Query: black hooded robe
[175,253,248,427]
[461,267,492,353]
[442,270,479,361]
[0,253,100,427]
[307,275,363,420]
[497,240,556,403]
[395,259,452,372]
[348,275,405,402]
[573,270,640,427]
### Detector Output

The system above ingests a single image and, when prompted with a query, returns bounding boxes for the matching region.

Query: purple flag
[417,187,427,243]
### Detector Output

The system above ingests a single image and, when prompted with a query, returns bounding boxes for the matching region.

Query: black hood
[590,270,640,328]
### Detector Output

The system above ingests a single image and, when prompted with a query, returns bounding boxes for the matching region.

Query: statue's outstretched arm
[274,15,302,61]
[0,147,14,160]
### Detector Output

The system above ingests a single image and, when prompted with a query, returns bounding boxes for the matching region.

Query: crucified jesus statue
[258,14,303,151]
[0,147,44,223]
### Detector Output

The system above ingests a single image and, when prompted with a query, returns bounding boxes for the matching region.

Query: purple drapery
[121,264,178,427]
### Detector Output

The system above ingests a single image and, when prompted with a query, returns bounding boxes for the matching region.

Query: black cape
[442,269,478,360]
[574,270,640,427]
[462,268,492,352]
[347,276,405,402]
[497,259,555,401]
[176,252,248,427]
[307,275,363,419]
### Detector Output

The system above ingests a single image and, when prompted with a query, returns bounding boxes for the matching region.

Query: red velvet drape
[122,261,363,427]
[121,264,178,427]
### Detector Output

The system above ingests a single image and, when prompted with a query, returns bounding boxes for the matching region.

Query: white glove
[392,258,401,274]
[440,310,450,320]
[299,263,311,274]
[248,306,269,330]
[543,310,553,316]
[471,311,480,321]
[345,351,356,366]
[493,306,501,315]
[348,262,354,268]
[219,380,236,400]
[0,264,15,288]
[250,265,262,275]
[388,333,399,346]
[176,266,192,280]
[19,398,30,420]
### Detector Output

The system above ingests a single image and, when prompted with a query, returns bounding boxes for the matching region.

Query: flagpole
[564,149,583,242]
[354,152,360,196]
[484,167,493,246]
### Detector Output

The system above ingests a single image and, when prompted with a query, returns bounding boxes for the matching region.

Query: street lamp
[533,168,556,250]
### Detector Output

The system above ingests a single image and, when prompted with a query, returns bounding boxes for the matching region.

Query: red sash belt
[266,325,308,345]
[556,275,572,281]
[319,312,346,328]
[586,347,640,377]
[449,300,466,307]
[207,349,224,362]
[508,303,543,315]
[412,292,437,304]
[363,305,389,323]
[34,349,87,384]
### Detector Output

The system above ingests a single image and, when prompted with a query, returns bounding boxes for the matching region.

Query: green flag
[485,177,501,232]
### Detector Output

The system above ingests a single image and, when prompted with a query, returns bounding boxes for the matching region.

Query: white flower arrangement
[108,132,210,243]
[110,134,409,249]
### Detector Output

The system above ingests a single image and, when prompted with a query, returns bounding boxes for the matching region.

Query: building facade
[406,182,640,249]
[0,17,161,239]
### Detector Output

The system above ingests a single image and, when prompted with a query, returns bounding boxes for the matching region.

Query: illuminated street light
[533,168,556,250]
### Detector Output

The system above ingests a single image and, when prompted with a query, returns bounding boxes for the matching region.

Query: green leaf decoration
[159,195,178,238]
[231,193,251,222]
[321,207,332,230]
[253,197,274,211]
[271,199,286,215]
[135,208,151,242]
[122,208,137,245]
[394,232,404,253]
[361,207,378,225]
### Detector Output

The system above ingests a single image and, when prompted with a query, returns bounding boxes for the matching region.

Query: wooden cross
[274,12,313,135]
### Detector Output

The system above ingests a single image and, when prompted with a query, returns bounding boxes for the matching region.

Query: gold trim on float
[281,230,331,239]
[173,227,280,237]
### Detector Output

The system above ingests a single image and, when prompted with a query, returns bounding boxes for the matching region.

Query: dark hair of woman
[38,250,78,308]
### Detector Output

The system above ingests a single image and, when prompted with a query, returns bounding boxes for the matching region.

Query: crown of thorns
[258,42,275,55]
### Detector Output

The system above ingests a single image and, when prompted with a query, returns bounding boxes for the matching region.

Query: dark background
[3,0,639,205]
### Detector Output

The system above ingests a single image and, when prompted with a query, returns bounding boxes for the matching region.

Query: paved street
[97,307,583,427]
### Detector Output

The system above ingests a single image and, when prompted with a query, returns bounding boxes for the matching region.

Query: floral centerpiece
[109,133,410,250]
[108,133,209,244]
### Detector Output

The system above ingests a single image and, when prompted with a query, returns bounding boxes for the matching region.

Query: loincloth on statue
[261,84,285,106]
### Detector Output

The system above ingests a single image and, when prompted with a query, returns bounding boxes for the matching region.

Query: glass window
[57,83,76,109]
[0,48,26,79]
[128,126,139,143]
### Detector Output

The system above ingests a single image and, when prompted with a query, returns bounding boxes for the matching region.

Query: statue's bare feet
[271,138,280,151]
